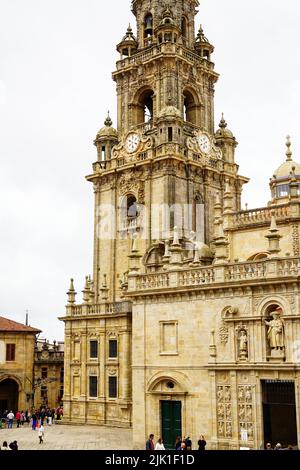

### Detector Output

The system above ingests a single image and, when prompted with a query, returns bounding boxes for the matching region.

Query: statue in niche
[265,307,285,352]
[239,329,248,360]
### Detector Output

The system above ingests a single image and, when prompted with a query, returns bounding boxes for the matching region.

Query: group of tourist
[0,440,18,451]
[146,434,207,451]
[265,443,294,450]
[0,407,63,430]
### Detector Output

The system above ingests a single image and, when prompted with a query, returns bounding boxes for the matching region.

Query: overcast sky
[0,0,299,340]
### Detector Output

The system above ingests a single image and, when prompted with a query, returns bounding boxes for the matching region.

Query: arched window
[181,17,188,43]
[183,89,198,125]
[127,195,138,219]
[135,88,154,125]
[144,13,153,47]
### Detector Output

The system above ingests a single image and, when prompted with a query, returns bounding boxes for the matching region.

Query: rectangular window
[109,377,117,398]
[109,340,118,358]
[60,368,64,383]
[90,340,98,359]
[6,344,16,362]
[101,146,106,161]
[168,127,173,142]
[89,376,98,398]
[41,367,48,379]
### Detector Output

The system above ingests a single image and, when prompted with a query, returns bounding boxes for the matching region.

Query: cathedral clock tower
[87,0,248,305]
[61,0,248,430]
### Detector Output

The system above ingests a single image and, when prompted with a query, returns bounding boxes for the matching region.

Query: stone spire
[67,278,77,305]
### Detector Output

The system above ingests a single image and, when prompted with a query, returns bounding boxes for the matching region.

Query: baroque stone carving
[217,385,232,439]
[292,225,300,256]
[219,322,229,345]
[238,385,254,441]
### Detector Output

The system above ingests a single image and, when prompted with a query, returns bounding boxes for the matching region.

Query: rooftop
[0,316,41,334]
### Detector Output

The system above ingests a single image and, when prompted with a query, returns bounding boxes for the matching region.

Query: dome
[158,106,182,119]
[96,113,118,140]
[215,114,234,139]
[274,160,300,179]
[273,136,300,179]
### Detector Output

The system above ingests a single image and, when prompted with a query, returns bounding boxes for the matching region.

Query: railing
[115,44,215,72]
[178,268,215,286]
[234,205,290,227]
[224,262,266,281]
[136,273,170,290]
[129,257,300,293]
[68,301,132,317]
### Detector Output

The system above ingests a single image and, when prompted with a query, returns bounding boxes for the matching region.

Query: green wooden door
[161,401,182,450]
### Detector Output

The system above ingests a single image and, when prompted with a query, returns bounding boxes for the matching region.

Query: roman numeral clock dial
[126,133,140,153]
[198,133,211,154]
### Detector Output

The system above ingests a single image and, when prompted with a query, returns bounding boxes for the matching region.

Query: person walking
[155,438,165,450]
[38,425,45,444]
[146,434,155,450]
[7,411,14,429]
[198,435,207,451]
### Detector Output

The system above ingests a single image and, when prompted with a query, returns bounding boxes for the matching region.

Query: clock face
[198,134,211,154]
[126,133,140,153]
[41,350,49,359]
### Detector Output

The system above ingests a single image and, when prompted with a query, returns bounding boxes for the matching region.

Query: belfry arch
[132,87,155,126]
[183,88,201,125]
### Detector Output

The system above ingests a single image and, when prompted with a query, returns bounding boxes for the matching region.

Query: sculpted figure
[265,307,285,350]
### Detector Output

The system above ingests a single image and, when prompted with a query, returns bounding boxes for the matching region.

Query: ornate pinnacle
[67,278,77,305]
[286,135,292,161]
[196,25,209,43]
[104,111,112,127]
[219,113,228,129]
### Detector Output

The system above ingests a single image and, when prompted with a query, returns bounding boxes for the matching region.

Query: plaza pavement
[0,423,133,450]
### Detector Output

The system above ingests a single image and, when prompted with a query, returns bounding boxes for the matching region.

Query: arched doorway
[0,378,19,413]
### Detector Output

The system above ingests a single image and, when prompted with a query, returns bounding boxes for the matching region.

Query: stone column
[119,330,131,401]
[230,371,239,449]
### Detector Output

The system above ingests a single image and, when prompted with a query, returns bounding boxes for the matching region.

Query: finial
[196,24,209,43]
[286,135,292,162]
[219,113,227,129]
[67,278,77,305]
[104,111,112,127]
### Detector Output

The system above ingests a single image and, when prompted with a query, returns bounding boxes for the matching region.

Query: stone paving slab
[0,423,133,450]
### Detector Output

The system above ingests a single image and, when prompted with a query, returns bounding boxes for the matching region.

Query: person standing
[15,411,21,428]
[31,412,37,431]
[184,436,192,450]
[1,441,11,450]
[146,434,155,450]
[7,411,14,429]
[155,438,165,450]
[175,436,182,451]
[38,425,45,444]
[198,435,207,451]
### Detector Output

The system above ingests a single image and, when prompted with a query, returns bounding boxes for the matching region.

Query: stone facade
[0,317,41,412]
[60,0,300,449]
[34,340,64,410]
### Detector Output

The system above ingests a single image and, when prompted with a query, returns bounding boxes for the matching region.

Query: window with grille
[6,344,16,362]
